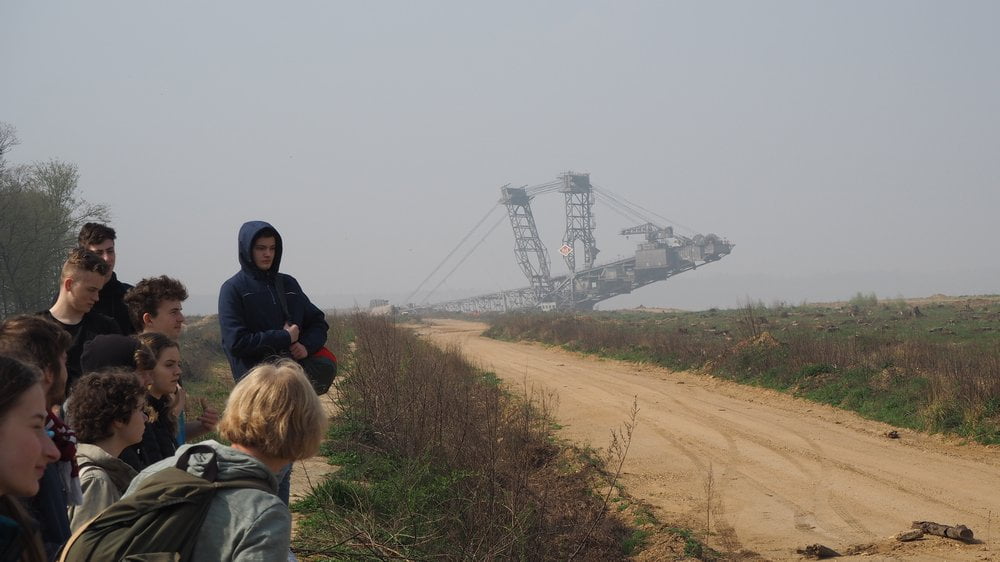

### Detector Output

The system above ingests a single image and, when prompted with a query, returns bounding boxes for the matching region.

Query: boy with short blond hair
[41,248,120,391]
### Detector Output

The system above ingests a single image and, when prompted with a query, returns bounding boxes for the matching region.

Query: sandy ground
[290,392,338,534]
[416,319,1000,561]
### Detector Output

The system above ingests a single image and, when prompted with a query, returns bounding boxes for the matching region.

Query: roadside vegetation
[292,313,658,560]
[179,313,718,559]
[175,315,233,422]
[483,295,1000,445]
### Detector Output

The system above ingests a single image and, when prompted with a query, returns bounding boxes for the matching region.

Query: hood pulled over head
[238,220,283,276]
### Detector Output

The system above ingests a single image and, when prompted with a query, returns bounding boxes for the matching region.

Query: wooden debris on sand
[795,543,840,558]
[911,521,974,541]
[893,529,923,542]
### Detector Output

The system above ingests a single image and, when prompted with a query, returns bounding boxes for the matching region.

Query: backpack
[58,444,272,562]
[273,274,338,395]
[298,346,338,395]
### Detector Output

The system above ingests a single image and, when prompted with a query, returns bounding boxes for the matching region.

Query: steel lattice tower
[560,172,599,271]
[501,186,554,301]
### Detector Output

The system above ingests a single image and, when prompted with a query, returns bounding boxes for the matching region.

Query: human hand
[290,342,308,360]
[284,322,300,343]
[197,398,220,433]
[172,385,187,417]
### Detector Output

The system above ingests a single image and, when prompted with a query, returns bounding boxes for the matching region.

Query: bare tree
[0,124,109,317]
[0,122,19,174]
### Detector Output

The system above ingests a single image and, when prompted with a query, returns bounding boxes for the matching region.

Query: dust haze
[2,2,997,313]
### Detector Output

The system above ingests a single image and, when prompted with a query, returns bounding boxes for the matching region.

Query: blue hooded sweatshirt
[217,221,329,380]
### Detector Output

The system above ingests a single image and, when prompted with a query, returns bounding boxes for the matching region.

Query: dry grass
[484,296,1000,444]
[294,313,636,560]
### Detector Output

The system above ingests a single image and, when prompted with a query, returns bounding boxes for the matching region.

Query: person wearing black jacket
[77,223,135,336]
[41,249,120,393]
[115,332,182,472]
[217,221,328,381]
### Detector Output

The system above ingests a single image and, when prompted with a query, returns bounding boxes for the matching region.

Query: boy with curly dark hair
[124,276,218,445]
[123,275,188,339]
[65,370,146,531]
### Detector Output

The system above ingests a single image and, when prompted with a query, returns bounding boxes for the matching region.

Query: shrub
[295,314,632,560]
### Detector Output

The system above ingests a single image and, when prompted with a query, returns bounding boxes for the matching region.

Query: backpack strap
[273,274,291,323]
[58,518,93,562]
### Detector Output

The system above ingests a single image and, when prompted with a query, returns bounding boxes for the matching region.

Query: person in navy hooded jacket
[218,221,329,382]
[218,221,328,507]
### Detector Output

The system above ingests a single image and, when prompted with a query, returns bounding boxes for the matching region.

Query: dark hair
[67,370,145,443]
[134,332,180,435]
[124,276,188,332]
[0,355,42,422]
[61,247,109,280]
[134,332,179,371]
[252,227,278,244]
[0,356,47,562]
[0,496,46,562]
[0,316,72,377]
[81,335,140,373]
[77,222,117,247]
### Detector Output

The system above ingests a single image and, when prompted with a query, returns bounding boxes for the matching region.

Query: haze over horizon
[3,2,998,315]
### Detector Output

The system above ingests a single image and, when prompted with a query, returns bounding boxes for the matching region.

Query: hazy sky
[3,2,998,313]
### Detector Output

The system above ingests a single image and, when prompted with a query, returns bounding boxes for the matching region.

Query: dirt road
[290,393,338,502]
[417,319,999,561]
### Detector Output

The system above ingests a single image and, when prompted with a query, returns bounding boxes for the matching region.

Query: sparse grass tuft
[621,528,650,555]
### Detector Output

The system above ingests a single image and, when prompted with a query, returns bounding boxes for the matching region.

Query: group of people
[0,221,330,561]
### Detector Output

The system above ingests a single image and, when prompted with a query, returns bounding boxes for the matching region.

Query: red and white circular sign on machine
[559,244,574,256]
